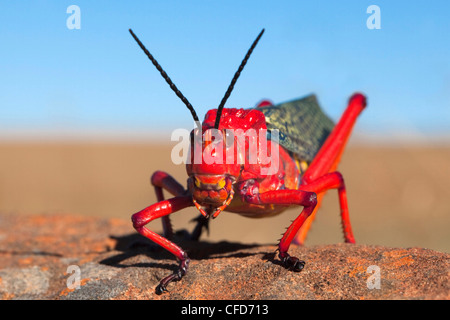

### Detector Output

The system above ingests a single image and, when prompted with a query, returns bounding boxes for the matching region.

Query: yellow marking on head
[218,178,226,189]
[194,177,201,188]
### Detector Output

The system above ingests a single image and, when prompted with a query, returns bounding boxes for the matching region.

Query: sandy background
[0,141,449,253]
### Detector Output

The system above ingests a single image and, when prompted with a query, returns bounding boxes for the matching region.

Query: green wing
[257,95,334,163]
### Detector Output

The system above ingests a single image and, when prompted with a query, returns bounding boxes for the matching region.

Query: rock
[0,213,448,300]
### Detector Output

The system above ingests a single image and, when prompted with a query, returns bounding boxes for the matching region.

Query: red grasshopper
[129,28,367,294]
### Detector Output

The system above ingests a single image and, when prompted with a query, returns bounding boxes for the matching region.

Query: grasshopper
[129,29,366,294]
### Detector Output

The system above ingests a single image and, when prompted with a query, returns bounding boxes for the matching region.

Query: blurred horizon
[1,1,449,144]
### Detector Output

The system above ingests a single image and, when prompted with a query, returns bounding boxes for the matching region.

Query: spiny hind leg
[295,93,366,243]
[303,93,366,183]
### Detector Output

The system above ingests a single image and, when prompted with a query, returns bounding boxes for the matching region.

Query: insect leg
[151,171,210,241]
[256,190,318,271]
[189,214,209,241]
[132,195,194,294]
[292,194,325,245]
[296,93,366,244]
[303,93,367,183]
[300,172,355,243]
[151,171,187,239]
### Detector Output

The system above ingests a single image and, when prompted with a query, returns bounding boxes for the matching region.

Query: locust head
[185,124,239,218]
[129,28,265,218]
[185,107,269,218]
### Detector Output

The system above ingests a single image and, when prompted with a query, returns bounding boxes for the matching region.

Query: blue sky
[0,0,449,142]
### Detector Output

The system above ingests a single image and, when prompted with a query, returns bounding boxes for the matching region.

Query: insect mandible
[129,28,367,294]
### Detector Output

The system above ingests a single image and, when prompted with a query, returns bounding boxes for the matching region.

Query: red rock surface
[0,213,448,300]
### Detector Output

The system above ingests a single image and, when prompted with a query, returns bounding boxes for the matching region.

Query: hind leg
[300,172,355,243]
[303,93,366,182]
[295,93,366,244]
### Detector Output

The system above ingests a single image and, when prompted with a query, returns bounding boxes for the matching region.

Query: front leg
[151,171,187,239]
[151,171,209,240]
[132,195,194,294]
[253,190,318,271]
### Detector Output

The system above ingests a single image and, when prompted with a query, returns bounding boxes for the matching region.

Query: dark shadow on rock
[262,251,283,267]
[99,230,266,270]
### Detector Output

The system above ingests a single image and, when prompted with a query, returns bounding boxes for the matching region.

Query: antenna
[129,29,200,124]
[214,28,265,129]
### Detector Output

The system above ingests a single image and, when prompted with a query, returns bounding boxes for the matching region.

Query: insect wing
[257,95,334,162]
